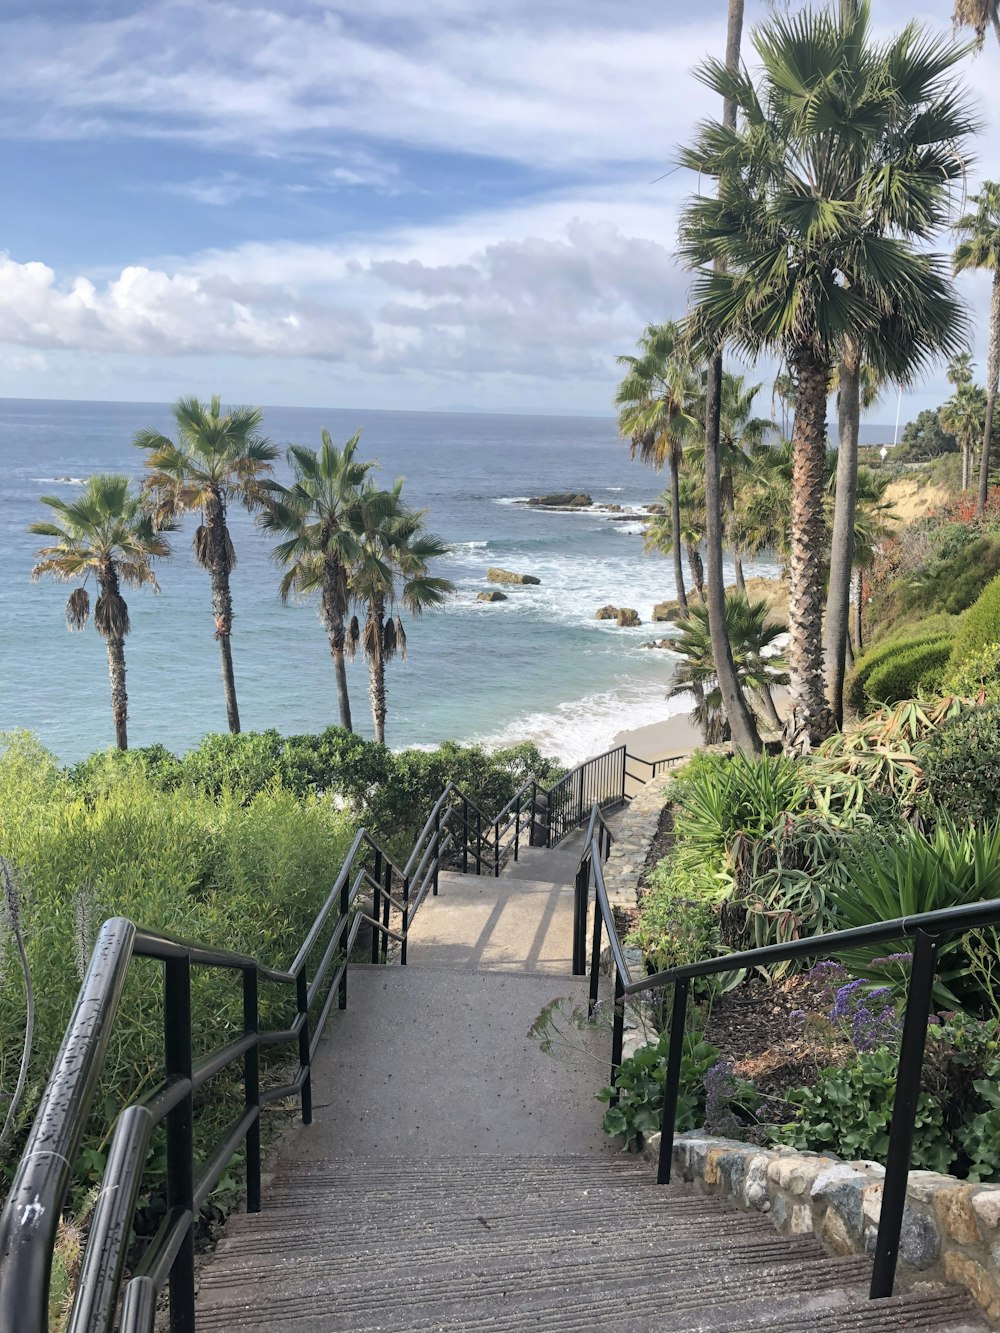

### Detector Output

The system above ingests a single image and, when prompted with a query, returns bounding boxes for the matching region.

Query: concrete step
[196,1157,988,1332]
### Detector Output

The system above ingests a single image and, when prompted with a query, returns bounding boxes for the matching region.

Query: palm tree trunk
[669,445,688,612]
[106,634,128,750]
[368,595,388,745]
[855,570,864,654]
[962,439,971,491]
[322,563,353,731]
[703,0,760,756]
[977,267,1000,516]
[733,551,746,593]
[845,633,855,672]
[787,350,835,746]
[754,684,781,728]
[823,348,860,729]
[206,495,240,734]
[686,543,705,601]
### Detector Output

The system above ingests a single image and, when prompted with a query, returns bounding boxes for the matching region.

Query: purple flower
[830,980,901,1052]
[808,960,847,980]
[870,952,913,968]
[789,1009,807,1021]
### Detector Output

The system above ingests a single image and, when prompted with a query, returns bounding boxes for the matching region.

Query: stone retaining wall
[654,1130,1000,1324]
[602,773,675,916]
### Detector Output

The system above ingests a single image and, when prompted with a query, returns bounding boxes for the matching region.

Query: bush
[846,627,953,714]
[921,702,1000,829]
[628,853,726,974]
[862,638,952,709]
[899,537,1000,619]
[951,573,1000,668]
[942,643,1000,699]
[830,816,1000,1011]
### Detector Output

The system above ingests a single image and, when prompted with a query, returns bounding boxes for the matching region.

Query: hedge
[846,627,952,714]
[921,703,1000,825]
[950,574,1000,671]
[862,639,952,709]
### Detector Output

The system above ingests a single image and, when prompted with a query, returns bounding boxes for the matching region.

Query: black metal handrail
[576,802,1000,1303]
[0,802,474,1333]
[624,751,685,786]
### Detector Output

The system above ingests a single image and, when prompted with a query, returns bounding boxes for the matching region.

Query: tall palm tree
[134,395,276,734]
[954,182,1000,514]
[348,484,454,745]
[680,3,972,744]
[940,376,988,491]
[824,354,884,726]
[771,371,796,440]
[697,0,763,757]
[849,466,897,655]
[260,430,375,731]
[667,594,788,744]
[29,475,173,749]
[615,322,701,613]
[954,0,1000,48]
[644,475,707,601]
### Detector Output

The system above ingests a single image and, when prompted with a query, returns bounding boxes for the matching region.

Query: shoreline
[612,709,701,765]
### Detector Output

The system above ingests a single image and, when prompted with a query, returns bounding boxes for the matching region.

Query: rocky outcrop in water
[487,567,541,586]
[525,492,593,508]
[477,590,508,602]
[595,605,641,626]
[653,599,682,623]
[595,604,618,620]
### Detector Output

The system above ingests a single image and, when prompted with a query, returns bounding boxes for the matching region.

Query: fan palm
[260,430,375,731]
[667,594,788,744]
[940,377,988,492]
[680,3,973,744]
[954,182,1000,513]
[615,322,701,612]
[954,0,1000,48]
[133,395,276,734]
[644,475,707,601]
[849,466,897,654]
[348,484,454,745]
[29,475,174,749]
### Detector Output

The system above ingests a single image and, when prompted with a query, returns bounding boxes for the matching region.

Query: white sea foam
[33,476,86,485]
[471,679,696,766]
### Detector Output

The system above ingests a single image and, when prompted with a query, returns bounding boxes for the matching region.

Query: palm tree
[824,356,884,726]
[615,322,701,613]
[849,466,897,655]
[954,183,1000,514]
[134,396,276,734]
[679,3,972,744]
[260,430,375,731]
[771,371,796,440]
[940,375,988,491]
[348,484,454,745]
[954,0,1000,48]
[29,475,173,749]
[644,476,707,601]
[667,594,788,744]
[697,0,763,758]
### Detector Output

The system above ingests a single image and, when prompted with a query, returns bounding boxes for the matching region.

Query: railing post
[621,746,627,801]
[588,888,603,1018]
[338,875,349,1010]
[381,859,392,964]
[476,806,483,875]
[433,805,441,894]
[572,859,588,976]
[462,796,469,873]
[242,967,261,1215]
[371,847,383,964]
[164,955,195,1333]
[494,819,500,878]
[514,798,521,863]
[610,969,625,1103]
[296,967,313,1126]
[657,978,689,1185]
[401,875,410,966]
[870,930,940,1299]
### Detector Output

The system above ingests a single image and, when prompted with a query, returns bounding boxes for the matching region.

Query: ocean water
[0,398,774,765]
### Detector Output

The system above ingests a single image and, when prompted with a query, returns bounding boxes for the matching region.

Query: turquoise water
[0,398,771,764]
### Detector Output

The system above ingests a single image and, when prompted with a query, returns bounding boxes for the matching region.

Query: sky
[0,0,998,417]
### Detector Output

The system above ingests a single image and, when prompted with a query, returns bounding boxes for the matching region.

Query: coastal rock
[477,590,508,603]
[653,599,682,623]
[640,638,674,650]
[595,604,618,620]
[487,567,541,586]
[525,492,592,508]
[617,608,641,627]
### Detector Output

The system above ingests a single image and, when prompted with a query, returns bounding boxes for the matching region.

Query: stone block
[935,1185,982,1245]
[944,1251,1000,1321]
[973,1187,1000,1236]
[898,1207,940,1271]
[768,1156,828,1197]
[821,1206,856,1256]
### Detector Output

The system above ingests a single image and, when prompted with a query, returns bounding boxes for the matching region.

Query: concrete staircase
[195,833,988,1331]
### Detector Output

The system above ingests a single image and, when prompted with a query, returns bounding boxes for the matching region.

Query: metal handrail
[575,801,1000,1305]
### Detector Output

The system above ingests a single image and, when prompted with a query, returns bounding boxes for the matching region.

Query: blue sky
[1,0,998,416]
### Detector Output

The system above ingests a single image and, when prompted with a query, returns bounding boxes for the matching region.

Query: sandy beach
[613,709,701,763]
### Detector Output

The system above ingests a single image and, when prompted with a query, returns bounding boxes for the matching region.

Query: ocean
[0,398,777,766]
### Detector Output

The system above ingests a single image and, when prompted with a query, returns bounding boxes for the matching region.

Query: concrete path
[196,829,989,1331]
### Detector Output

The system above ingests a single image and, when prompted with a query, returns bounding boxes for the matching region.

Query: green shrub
[942,642,1000,699]
[920,702,1000,829]
[862,638,952,708]
[901,537,1000,617]
[951,573,1000,667]
[596,1029,730,1151]
[830,817,1000,1011]
[628,853,726,974]
[846,627,953,714]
